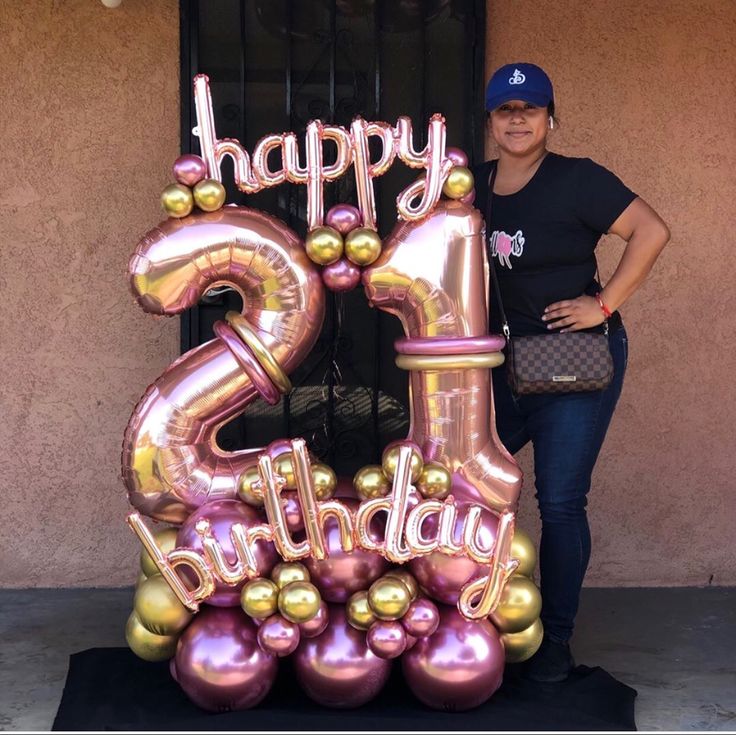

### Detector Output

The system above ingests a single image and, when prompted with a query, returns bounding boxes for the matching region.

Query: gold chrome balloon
[140,526,180,577]
[346,590,376,630]
[193,178,226,212]
[125,611,178,662]
[134,574,193,636]
[161,183,194,218]
[368,577,412,621]
[240,577,279,619]
[312,463,337,500]
[344,227,382,266]
[238,465,265,507]
[353,465,391,500]
[442,166,474,199]
[511,528,537,578]
[382,445,423,482]
[500,618,544,663]
[278,581,322,624]
[305,226,343,266]
[383,569,419,601]
[271,561,310,589]
[273,453,297,489]
[416,463,452,500]
[490,575,542,634]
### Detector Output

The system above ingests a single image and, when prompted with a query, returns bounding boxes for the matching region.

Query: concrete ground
[0,587,733,731]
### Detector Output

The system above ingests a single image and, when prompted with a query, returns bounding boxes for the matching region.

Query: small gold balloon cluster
[238,452,337,507]
[354,443,452,501]
[495,528,545,663]
[160,153,227,219]
[241,562,328,657]
[346,569,440,660]
[126,526,192,662]
[305,204,383,293]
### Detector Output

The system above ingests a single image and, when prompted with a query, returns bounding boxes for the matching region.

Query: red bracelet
[595,293,613,319]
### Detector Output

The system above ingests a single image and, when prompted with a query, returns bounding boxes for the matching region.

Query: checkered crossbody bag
[485,165,613,395]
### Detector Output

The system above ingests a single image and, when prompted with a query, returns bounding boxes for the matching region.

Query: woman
[474,63,670,682]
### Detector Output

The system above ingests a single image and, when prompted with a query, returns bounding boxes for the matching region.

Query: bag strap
[485,163,511,339]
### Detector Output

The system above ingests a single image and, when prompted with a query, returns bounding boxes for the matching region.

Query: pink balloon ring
[322,258,362,292]
[446,147,469,167]
[173,154,208,186]
[325,204,362,235]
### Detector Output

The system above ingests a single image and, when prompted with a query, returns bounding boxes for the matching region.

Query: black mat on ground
[53,648,637,731]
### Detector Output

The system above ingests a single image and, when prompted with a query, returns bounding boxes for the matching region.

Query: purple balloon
[409,504,498,604]
[305,499,389,602]
[401,598,440,638]
[175,607,278,712]
[177,499,278,607]
[402,606,504,711]
[257,614,301,657]
[405,634,418,650]
[325,203,362,235]
[294,605,392,708]
[299,601,329,638]
[367,620,407,660]
[173,153,207,186]
[169,657,178,683]
[446,147,469,167]
[322,258,362,292]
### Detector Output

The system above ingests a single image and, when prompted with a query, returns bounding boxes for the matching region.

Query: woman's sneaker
[524,636,575,683]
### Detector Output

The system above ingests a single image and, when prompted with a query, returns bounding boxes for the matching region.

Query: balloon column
[122,74,542,713]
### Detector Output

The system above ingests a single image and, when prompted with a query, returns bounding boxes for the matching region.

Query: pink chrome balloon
[177,499,277,607]
[445,147,469,167]
[282,491,305,533]
[299,601,329,638]
[409,500,499,604]
[459,187,476,205]
[367,620,407,659]
[322,258,362,292]
[401,597,440,638]
[304,499,389,602]
[402,606,504,711]
[362,200,523,514]
[257,614,301,657]
[405,634,418,650]
[123,207,325,523]
[325,203,362,234]
[175,606,278,712]
[294,605,391,708]
[173,153,208,186]
[169,657,178,682]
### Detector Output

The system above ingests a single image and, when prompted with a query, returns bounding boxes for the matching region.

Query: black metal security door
[179,0,485,475]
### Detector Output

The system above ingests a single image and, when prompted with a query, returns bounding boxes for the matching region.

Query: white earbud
[548,116,555,130]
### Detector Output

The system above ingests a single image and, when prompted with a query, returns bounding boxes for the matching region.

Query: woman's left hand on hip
[542,295,606,332]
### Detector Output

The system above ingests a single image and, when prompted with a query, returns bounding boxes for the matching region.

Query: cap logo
[509,68,526,85]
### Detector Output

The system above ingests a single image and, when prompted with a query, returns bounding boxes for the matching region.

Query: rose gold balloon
[367,620,407,659]
[123,207,325,523]
[325,203,362,235]
[257,614,301,656]
[321,258,362,292]
[282,491,304,533]
[459,187,476,205]
[293,605,391,708]
[173,153,207,186]
[362,200,522,514]
[401,597,440,638]
[304,499,389,602]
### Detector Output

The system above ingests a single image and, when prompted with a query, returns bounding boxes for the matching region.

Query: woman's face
[488,100,549,157]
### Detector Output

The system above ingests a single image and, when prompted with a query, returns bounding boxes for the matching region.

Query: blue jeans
[492,325,628,643]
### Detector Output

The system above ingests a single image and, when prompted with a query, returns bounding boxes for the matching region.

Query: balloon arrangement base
[53,648,637,731]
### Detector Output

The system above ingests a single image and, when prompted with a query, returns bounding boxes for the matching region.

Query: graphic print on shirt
[489,230,524,269]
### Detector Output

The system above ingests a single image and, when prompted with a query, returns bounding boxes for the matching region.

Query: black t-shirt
[473,153,637,336]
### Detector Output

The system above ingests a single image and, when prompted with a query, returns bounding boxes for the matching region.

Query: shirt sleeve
[573,158,637,234]
[471,160,494,217]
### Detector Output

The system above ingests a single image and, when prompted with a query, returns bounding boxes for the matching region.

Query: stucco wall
[0,1,180,586]
[0,1,733,588]
[486,0,736,585]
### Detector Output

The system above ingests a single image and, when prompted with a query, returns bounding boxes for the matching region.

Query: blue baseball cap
[485,63,554,111]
